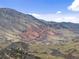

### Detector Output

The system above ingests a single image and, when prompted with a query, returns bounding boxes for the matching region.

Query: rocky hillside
[0,8,79,44]
[0,8,79,59]
[0,42,40,59]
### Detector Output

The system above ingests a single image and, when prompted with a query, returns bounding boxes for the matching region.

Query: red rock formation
[20,25,57,42]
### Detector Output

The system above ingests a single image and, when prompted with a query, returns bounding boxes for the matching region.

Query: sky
[0,0,79,23]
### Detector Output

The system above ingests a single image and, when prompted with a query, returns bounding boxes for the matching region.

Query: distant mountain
[0,8,79,45]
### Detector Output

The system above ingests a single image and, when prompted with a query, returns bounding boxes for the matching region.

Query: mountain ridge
[0,8,79,44]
